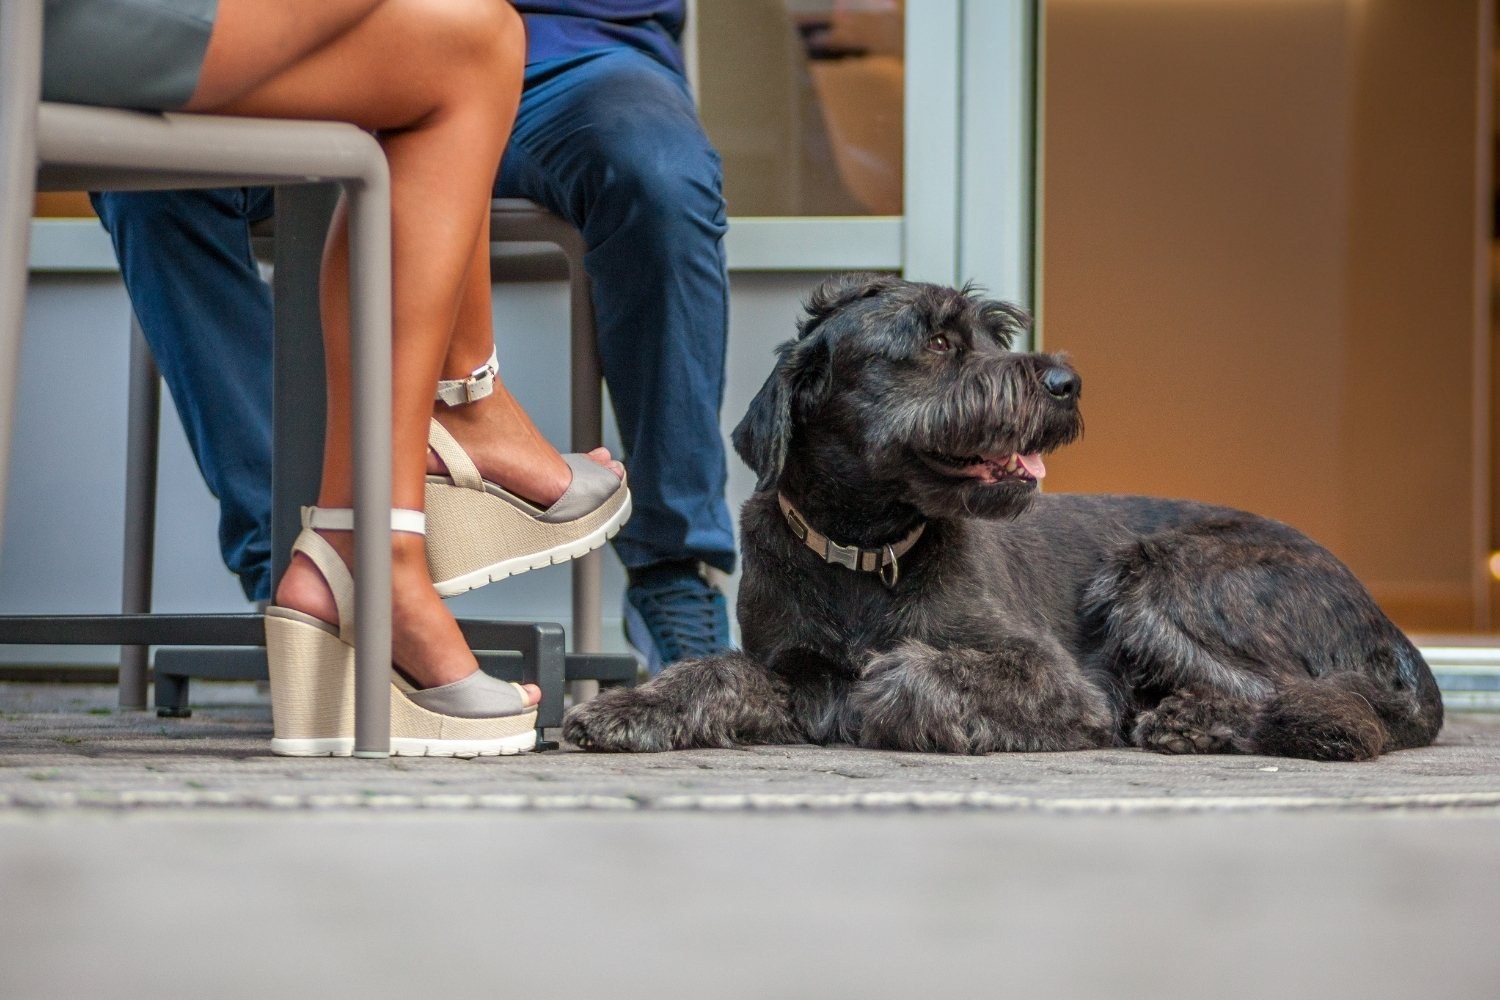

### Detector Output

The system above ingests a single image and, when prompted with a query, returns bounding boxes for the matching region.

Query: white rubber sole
[271,729,537,758]
[431,492,632,598]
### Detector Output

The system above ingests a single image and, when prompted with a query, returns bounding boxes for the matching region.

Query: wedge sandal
[263,505,539,757]
[424,419,631,597]
[425,350,632,597]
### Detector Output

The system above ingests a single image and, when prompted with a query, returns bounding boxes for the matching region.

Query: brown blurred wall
[1040,0,1491,632]
[33,192,93,217]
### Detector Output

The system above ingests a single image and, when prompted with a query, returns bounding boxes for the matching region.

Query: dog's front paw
[852,644,974,754]
[562,687,676,753]
[853,638,1114,754]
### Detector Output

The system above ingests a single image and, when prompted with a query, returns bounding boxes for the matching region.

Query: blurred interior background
[11,0,1500,671]
[1039,0,1495,644]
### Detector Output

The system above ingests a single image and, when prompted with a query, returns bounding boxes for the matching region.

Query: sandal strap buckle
[435,349,498,407]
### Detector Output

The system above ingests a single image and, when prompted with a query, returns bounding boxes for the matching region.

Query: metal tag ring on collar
[879,544,899,588]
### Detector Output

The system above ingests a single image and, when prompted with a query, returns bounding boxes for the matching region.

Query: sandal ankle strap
[301,506,427,535]
[290,505,425,645]
[435,348,498,407]
[427,419,485,492]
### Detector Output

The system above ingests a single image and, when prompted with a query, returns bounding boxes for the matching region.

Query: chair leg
[269,186,336,592]
[154,670,192,718]
[344,172,394,758]
[119,315,159,710]
[569,257,603,704]
[0,1,43,562]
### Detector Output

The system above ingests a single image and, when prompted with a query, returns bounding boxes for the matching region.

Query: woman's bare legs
[187,0,538,698]
[429,226,623,503]
[182,0,387,111]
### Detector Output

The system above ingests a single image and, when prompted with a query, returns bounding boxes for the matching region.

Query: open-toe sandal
[423,350,631,597]
[263,505,539,757]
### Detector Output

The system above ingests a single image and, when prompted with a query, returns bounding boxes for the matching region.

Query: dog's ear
[798,272,902,340]
[732,334,832,492]
[734,275,885,491]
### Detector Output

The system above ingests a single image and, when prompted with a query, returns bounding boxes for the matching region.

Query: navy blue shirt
[516,1,686,73]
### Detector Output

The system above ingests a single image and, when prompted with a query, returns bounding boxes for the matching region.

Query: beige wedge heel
[265,606,357,756]
[265,506,538,757]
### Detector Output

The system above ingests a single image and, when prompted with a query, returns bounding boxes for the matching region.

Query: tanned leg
[427,225,622,506]
[188,0,537,699]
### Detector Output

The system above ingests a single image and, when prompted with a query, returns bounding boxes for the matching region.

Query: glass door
[687,0,1039,315]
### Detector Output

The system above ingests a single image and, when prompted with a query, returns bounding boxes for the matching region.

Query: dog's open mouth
[920,449,1047,484]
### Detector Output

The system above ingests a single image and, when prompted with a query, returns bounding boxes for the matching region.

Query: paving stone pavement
[3,681,1500,812]
[4,682,1500,1000]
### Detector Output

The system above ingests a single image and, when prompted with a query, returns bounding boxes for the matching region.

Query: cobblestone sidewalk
[4,681,1500,813]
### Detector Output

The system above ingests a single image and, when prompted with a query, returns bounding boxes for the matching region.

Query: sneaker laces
[630,577,727,662]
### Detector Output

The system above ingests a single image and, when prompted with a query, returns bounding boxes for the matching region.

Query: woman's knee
[401,0,524,84]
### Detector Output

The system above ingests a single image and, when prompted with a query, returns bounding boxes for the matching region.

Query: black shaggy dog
[565,274,1443,761]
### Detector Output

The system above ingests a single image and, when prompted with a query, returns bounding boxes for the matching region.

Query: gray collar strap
[435,348,498,407]
[776,493,925,588]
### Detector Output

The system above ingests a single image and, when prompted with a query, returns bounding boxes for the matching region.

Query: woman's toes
[520,682,542,707]
[585,446,624,479]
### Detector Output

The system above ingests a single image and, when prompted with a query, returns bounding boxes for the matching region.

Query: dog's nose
[1040,366,1080,401]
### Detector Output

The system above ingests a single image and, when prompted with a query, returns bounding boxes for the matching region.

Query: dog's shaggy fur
[565,275,1443,760]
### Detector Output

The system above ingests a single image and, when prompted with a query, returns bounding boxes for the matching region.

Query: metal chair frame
[0,4,629,757]
[0,2,400,754]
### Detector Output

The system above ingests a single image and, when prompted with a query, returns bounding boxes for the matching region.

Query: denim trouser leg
[90,187,276,601]
[497,49,737,574]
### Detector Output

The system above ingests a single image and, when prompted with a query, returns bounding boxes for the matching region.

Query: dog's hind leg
[1088,517,1443,762]
[851,637,1116,754]
[1132,674,1422,762]
[563,653,804,752]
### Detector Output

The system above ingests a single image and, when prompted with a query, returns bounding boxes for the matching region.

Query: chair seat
[36,102,384,194]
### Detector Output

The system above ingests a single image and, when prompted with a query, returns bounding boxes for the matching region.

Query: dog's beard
[858,378,1079,522]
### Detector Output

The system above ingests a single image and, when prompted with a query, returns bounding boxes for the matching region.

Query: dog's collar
[777,493,925,588]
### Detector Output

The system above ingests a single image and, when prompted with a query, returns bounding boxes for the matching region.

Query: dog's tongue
[1017,452,1046,480]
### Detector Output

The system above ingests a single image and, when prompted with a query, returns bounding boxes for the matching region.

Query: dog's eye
[927,333,953,354]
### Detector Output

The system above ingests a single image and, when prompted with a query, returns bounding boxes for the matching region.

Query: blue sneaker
[623,560,732,675]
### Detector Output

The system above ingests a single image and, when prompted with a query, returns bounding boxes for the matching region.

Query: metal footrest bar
[150,621,569,728]
[0,613,263,646]
[565,653,640,689]
[2,612,634,735]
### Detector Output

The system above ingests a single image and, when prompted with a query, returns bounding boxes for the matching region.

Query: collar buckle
[777,492,925,589]
[825,539,860,571]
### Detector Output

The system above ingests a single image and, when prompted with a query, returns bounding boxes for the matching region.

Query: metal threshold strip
[1418,645,1500,710]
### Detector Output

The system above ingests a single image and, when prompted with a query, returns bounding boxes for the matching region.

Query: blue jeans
[91,185,277,601]
[93,46,736,600]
